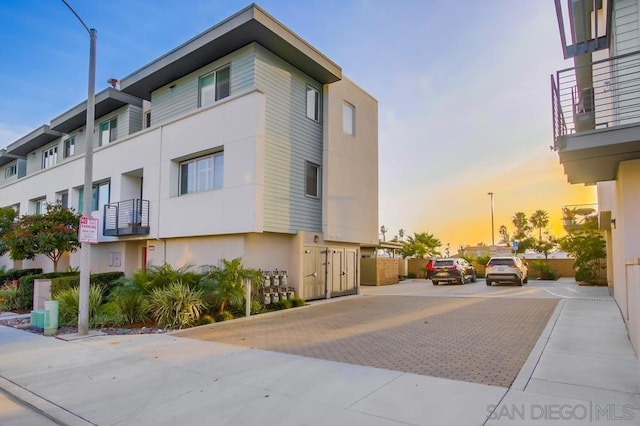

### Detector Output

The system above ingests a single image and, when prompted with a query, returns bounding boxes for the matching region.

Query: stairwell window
[42,146,58,169]
[180,152,224,195]
[306,85,320,121]
[305,162,320,198]
[64,136,75,158]
[343,102,355,136]
[198,65,230,107]
[99,118,118,146]
[5,164,16,178]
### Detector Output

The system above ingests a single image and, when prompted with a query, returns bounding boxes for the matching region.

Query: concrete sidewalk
[0,292,639,425]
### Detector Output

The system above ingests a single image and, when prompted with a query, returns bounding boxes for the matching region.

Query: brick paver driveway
[175,295,558,387]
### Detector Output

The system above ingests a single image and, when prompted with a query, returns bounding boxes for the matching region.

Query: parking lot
[173,279,586,387]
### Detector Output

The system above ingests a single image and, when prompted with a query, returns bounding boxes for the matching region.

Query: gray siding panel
[150,44,256,126]
[129,105,143,135]
[254,44,323,233]
[614,0,640,54]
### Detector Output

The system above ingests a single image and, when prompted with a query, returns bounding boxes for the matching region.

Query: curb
[0,376,94,426]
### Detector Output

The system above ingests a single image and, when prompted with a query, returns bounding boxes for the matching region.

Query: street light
[62,0,96,335]
[487,192,495,247]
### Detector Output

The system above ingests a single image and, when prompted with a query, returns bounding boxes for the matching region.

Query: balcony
[551,50,640,184]
[562,203,598,233]
[103,199,150,237]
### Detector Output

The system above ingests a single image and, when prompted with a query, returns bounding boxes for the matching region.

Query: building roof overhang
[5,125,63,158]
[119,4,342,99]
[50,88,143,134]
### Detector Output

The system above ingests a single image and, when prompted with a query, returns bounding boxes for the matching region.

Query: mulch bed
[0,316,169,336]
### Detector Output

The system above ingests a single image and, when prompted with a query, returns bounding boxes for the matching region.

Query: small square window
[198,65,230,108]
[33,198,46,215]
[305,162,320,198]
[343,102,355,136]
[306,86,320,121]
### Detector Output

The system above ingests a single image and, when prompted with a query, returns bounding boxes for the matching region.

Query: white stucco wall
[322,77,378,245]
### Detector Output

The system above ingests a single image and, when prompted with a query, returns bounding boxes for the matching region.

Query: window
[78,181,110,213]
[59,192,69,208]
[63,137,75,158]
[343,102,355,136]
[42,146,58,169]
[144,111,151,128]
[180,152,224,195]
[33,198,46,215]
[306,86,320,121]
[99,118,118,146]
[305,162,320,198]
[198,65,230,107]
[5,164,16,178]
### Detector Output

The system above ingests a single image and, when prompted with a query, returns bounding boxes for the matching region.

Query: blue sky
[0,0,595,251]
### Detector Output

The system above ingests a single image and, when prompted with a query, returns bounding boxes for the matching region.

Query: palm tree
[530,210,550,241]
[498,225,509,245]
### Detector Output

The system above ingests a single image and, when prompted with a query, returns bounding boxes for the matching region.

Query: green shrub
[271,299,293,311]
[214,311,234,322]
[55,285,104,326]
[407,272,417,279]
[51,276,80,298]
[130,263,203,295]
[90,272,125,300]
[4,268,43,281]
[17,272,79,310]
[229,297,265,316]
[0,285,19,311]
[531,260,558,280]
[198,314,216,325]
[148,281,206,329]
[289,297,305,307]
[93,301,122,327]
[109,286,150,324]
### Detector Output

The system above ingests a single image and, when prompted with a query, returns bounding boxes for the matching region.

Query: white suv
[485,256,528,286]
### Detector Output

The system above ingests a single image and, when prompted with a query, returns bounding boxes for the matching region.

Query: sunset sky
[0,1,596,252]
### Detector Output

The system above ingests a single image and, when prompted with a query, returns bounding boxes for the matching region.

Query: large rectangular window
[78,181,110,213]
[180,152,224,195]
[306,86,320,121]
[343,102,355,136]
[63,136,75,158]
[42,146,58,169]
[198,65,230,107]
[305,162,320,198]
[99,118,118,146]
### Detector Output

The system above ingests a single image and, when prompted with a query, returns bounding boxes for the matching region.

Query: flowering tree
[0,207,17,256]
[4,203,81,272]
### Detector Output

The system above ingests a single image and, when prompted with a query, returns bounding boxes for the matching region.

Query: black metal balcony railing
[103,199,150,236]
[552,50,640,145]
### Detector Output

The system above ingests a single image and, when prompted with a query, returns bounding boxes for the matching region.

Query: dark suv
[431,258,477,285]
